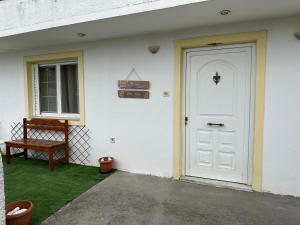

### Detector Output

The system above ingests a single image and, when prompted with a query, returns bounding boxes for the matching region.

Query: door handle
[207,123,224,127]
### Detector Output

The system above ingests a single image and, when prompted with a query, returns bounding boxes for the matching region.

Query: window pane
[39,66,57,113]
[60,64,79,114]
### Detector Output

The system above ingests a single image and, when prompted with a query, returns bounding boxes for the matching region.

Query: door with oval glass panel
[184,45,254,184]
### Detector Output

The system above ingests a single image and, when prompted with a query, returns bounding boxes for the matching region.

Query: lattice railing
[10,122,91,165]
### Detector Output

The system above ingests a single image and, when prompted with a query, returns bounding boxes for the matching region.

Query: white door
[185,45,254,184]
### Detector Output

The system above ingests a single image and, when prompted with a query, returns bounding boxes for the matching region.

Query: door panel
[198,61,236,116]
[185,46,253,184]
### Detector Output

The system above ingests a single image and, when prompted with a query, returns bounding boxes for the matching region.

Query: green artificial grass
[3,157,111,225]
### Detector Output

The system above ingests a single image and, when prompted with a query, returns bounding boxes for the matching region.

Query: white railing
[0,0,157,31]
[0,0,206,37]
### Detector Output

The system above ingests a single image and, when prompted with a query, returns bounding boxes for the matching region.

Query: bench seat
[5,139,66,151]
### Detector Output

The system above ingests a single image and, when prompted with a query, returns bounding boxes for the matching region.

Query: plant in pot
[98,157,113,173]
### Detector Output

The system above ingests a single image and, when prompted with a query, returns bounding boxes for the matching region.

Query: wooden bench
[5,118,69,171]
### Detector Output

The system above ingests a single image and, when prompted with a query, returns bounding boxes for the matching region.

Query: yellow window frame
[24,51,85,125]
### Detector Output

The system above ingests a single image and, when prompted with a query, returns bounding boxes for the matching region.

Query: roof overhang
[0,0,299,53]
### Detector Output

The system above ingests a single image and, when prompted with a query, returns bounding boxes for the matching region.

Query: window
[32,61,80,119]
[24,51,85,125]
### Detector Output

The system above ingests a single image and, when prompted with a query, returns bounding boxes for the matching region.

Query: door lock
[185,117,188,125]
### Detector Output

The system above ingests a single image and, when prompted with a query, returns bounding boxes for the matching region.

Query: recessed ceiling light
[77,33,87,38]
[219,9,231,16]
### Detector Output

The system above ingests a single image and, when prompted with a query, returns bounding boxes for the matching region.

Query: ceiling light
[219,9,231,16]
[148,45,160,54]
[77,33,87,38]
[294,31,300,40]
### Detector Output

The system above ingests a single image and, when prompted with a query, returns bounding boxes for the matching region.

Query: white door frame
[182,43,256,186]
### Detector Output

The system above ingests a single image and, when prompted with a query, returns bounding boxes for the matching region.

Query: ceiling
[0,0,300,53]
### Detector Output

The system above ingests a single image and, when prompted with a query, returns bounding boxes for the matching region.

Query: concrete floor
[41,171,300,225]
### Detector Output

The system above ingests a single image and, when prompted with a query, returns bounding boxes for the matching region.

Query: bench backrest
[23,118,68,142]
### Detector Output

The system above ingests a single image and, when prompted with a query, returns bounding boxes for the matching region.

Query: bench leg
[6,145,11,164]
[48,151,54,171]
[24,148,28,159]
[64,146,69,164]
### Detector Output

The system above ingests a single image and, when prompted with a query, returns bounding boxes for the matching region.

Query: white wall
[83,36,173,177]
[1,16,300,196]
[0,0,206,38]
[0,54,24,138]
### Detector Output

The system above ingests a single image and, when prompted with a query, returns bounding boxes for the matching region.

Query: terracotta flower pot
[99,157,113,173]
[5,200,33,225]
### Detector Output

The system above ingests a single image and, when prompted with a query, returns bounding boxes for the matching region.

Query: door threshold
[180,176,253,192]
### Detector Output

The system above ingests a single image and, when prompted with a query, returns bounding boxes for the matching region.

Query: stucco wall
[0,16,300,196]
[0,0,205,37]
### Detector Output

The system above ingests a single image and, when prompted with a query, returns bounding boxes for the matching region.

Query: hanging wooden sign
[118,68,150,99]
[118,90,149,99]
[118,80,150,89]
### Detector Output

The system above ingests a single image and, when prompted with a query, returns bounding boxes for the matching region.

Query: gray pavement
[41,171,300,225]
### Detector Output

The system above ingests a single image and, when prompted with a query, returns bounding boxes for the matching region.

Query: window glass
[39,66,57,113]
[33,61,80,118]
[60,64,79,114]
